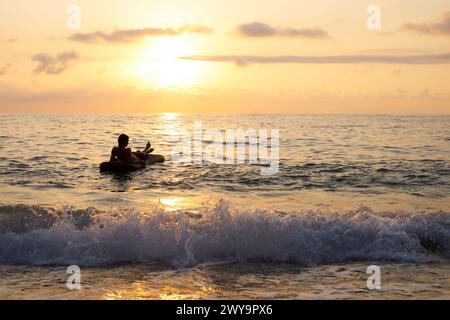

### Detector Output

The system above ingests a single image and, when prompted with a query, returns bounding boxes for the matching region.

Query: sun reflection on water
[160,112,178,121]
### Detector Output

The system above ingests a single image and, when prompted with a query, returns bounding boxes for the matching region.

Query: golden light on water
[160,112,182,138]
[158,196,206,212]
[159,286,217,300]
[159,197,182,207]
[103,282,217,300]
[160,112,178,121]
[159,197,186,211]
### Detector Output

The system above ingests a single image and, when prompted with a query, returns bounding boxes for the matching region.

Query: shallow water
[0,113,449,299]
[2,262,450,300]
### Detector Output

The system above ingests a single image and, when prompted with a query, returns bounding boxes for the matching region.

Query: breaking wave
[0,200,449,267]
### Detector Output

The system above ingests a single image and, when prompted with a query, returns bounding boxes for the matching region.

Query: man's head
[118,134,129,147]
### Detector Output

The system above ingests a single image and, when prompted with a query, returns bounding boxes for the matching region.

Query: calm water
[0,113,449,299]
[0,113,449,209]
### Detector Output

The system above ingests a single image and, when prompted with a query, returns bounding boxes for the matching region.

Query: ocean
[0,113,449,299]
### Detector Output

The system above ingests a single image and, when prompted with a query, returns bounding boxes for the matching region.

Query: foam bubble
[0,201,449,266]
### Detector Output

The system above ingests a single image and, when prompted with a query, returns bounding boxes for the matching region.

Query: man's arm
[127,148,145,165]
[110,147,118,162]
[125,148,134,163]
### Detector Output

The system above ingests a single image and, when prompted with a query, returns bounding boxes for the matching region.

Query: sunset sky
[0,0,449,113]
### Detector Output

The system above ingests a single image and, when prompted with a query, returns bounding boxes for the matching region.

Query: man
[110,134,153,166]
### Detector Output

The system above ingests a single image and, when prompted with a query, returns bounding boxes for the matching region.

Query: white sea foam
[0,200,449,267]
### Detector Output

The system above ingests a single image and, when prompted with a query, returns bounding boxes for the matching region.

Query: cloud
[179,53,450,66]
[68,24,213,44]
[0,64,11,75]
[401,11,450,36]
[235,22,330,39]
[31,50,79,75]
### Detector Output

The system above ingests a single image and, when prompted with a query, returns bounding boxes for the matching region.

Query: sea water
[0,113,449,299]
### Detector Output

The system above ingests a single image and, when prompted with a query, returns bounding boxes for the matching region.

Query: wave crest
[0,201,449,266]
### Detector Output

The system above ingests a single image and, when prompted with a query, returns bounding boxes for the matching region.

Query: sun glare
[135,37,206,90]
[160,112,178,121]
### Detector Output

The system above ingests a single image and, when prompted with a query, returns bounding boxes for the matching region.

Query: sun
[134,37,206,90]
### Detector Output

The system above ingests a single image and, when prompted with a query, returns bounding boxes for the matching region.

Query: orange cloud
[235,22,330,39]
[401,11,450,36]
[31,50,79,75]
[69,25,213,44]
[180,53,450,66]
